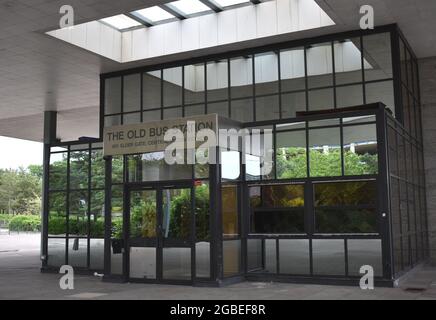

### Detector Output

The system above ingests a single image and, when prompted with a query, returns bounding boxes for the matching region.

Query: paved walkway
[1,233,436,300]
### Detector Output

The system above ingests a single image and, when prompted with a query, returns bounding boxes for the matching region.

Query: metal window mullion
[120,76,124,125]
[360,36,367,104]
[65,146,71,265]
[277,51,282,119]
[331,41,337,109]
[340,118,345,176]
[228,59,232,118]
[344,238,349,277]
[204,62,208,114]
[182,66,185,117]
[140,73,144,122]
[160,70,164,120]
[304,47,309,111]
[87,144,92,269]
[252,55,256,122]
[191,185,196,280]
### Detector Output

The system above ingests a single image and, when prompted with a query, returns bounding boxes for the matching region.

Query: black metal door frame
[124,181,194,285]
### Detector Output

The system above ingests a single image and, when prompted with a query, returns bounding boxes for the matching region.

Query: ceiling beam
[199,0,223,13]
[159,4,187,20]
[125,12,154,27]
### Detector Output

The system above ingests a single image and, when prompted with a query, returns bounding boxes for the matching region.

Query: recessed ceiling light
[168,0,212,15]
[133,6,175,23]
[100,14,141,30]
[213,0,250,7]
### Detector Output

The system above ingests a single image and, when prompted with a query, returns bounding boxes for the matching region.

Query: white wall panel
[237,5,257,41]
[217,10,238,45]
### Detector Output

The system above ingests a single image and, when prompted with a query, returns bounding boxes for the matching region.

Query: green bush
[48,215,66,235]
[0,214,13,225]
[9,215,41,232]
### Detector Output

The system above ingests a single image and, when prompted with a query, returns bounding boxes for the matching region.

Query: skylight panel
[133,6,175,23]
[168,0,212,15]
[213,0,250,7]
[100,14,141,30]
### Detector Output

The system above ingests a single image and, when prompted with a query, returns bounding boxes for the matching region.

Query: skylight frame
[132,6,177,24]
[210,0,251,8]
[167,0,213,16]
[99,14,142,31]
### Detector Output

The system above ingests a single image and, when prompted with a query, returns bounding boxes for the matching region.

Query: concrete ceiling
[0,0,435,142]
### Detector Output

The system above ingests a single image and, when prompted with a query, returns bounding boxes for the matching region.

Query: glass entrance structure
[41,24,428,286]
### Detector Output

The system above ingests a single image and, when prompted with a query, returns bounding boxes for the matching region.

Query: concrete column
[41,111,57,267]
[419,57,436,265]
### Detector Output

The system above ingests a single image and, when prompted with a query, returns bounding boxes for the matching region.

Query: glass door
[128,185,193,283]
[129,189,158,280]
[161,187,192,281]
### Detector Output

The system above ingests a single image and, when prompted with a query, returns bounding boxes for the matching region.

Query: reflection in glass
[222,185,238,238]
[221,151,240,180]
[309,127,341,177]
[254,52,278,96]
[306,43,333,88]
[314,181,377,234]
[281,92,306,118]
[314,181,376,206]
[276,130,307,179]
[143,71,161,110]
[163,248,191,280]
[312,239,345,275]
[127,152,192,182]
[363,32,392,81]
[89,239,104,270]
[336,84,364,108]
[247,239,263,271]
[223,240,241,277]
[130,247,156,279]
[334,38,363,85]
[231,99,253,122]
[196,242,210,278]
[308,88,334,111]
[255,95,279,121]
[343,124,378,175]
[347,239,382,276]
[230,56,253,99]
[279,239,310,275]
[207,60,228,102]
[184,64,205,105]
[130,189,157,238]
[249,184,305,234]
[105,77,121,115]
[163,67,182,107]
[366,81,395,115]
[123,74,141,112]
[280,48,305,92]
